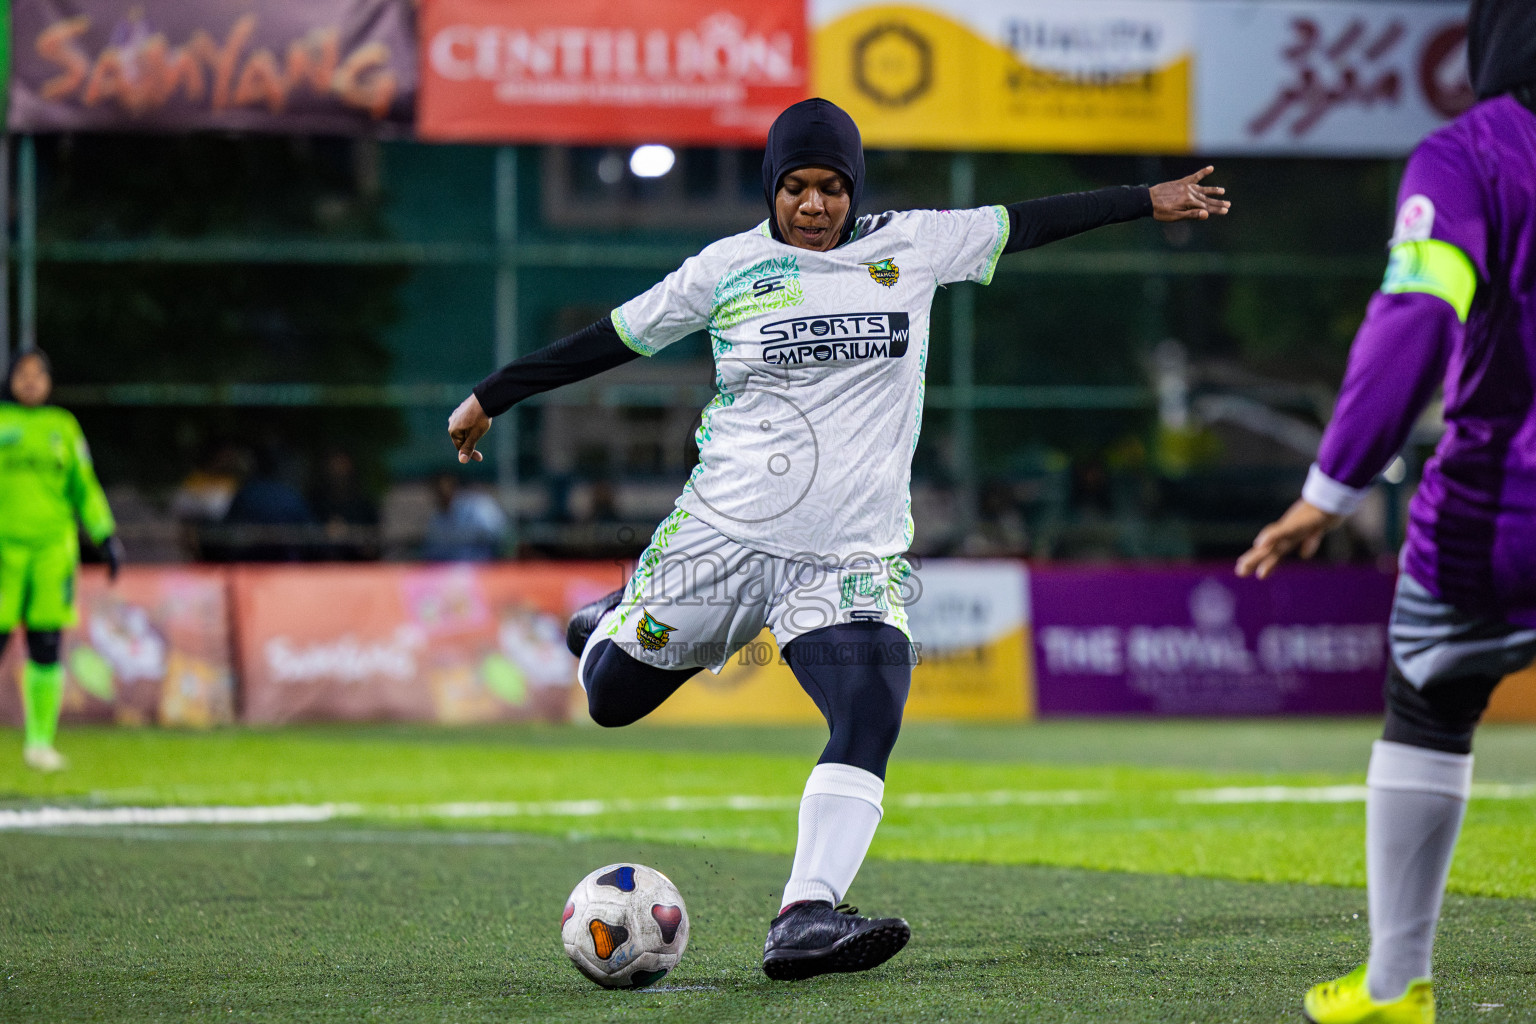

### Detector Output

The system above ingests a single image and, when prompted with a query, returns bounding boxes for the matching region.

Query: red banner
[233,563,621,724]
[1,567,236,728]
[417,0,807,144]
[10,0,416,134]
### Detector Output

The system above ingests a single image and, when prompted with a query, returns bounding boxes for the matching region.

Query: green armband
[1380,238,1477,323]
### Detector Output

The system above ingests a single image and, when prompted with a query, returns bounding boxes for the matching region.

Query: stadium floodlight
[629,145,675,179]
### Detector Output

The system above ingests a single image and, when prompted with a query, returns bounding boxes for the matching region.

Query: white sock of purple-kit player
[1364,739,1473,1001]
[780,763,884,910]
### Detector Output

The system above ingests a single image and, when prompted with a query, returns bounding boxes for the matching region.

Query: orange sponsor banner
[1487,664,1536,723]
[417,0,808,144]
[1,567,236,728]
[233,562,621,725]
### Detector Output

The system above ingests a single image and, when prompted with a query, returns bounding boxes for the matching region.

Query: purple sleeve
[1389,131,1488,275]
[1311,130,1483,497]
[1315,291,1458,489]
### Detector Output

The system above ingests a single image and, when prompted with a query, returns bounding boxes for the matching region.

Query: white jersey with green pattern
[611,206,1009,563]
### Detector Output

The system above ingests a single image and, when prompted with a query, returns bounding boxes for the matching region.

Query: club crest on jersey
[636,610,676,651]
[861,258,900,287]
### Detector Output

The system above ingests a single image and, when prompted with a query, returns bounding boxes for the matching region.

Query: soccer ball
[561,863,690,989]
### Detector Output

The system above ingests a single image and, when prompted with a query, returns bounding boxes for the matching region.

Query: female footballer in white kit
[449,98,1228,979]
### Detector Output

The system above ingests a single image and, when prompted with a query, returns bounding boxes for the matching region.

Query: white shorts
[580,508,913,676]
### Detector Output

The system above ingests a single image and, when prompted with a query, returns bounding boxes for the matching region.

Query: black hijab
[1468,0,1536,100]
[762,98,865,247]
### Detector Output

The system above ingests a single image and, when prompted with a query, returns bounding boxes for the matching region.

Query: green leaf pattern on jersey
[607,508,691,638]
[709,256,803,333]
[887,556,913,638]
[902,320,931,549]
[680,389,737,499]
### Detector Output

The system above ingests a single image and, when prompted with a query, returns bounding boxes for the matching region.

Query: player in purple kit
[1237,3,1536,1021]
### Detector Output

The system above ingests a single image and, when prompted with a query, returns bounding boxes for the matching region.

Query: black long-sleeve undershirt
[472,185,1154,413]
[472,317,637,417]
[1004,186,1152,254]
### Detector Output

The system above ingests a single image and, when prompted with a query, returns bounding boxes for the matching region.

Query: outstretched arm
[451,243,716,462]
[1004,167,1229,254]
[449,318,638,464]
[1235,290,1460,579]
[1237,131,1483,581]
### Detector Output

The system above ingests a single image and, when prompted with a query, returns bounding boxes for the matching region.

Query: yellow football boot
[1304,964,1434,1024]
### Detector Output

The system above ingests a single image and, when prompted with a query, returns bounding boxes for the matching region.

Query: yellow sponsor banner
[643,635,823,725]
[644,627,1032,724]
[813,0,1191,153]
[646,560,1033,724]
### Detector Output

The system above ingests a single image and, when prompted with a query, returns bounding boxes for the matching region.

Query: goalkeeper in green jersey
[0,350,121,771]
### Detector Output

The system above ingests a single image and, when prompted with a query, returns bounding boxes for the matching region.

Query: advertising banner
[814,0,1192,153]
[1487,665,1536,723]
[812,0,1466,156]
[646,560,1032,724]
[233,562,620,724]
[1195,1,1471,155]
[12,559,1533,728]
[417,0,808,144]
[10,0,416,134]
[0,567,236,729]
[1030,565,1396,716]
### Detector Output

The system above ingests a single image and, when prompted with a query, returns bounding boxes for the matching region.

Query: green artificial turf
[3,722,1534,897]
[2,828,1533,1023]
[3,721,1534,1022]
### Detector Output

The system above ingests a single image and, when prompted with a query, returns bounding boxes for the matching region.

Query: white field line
[897,789,1113,808]
[1175,785,1371,804]
[0,803,361,829]
[3,782,1533,831]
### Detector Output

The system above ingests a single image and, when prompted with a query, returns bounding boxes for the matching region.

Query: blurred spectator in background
[171,442,249,561]
[420,472,507,562]
[310,449,379,561]
[585,477,619,524]
[221,444,314,562]
[170,442,247,524]
[959,479,1030,557]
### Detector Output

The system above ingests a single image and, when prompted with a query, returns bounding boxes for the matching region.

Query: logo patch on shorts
[861,258,900,287]
[840,572,889,610]
[636,610,676,651]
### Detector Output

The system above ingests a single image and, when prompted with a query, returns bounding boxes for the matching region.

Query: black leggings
[0,629,61,666]
[582,639,702,728]
[1383,659,1500,755]
[782,622,912,779]
[581,622,913,779]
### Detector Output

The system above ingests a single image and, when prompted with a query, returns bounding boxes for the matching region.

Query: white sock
[780,763,884,912]
[1365,739,1473,1002]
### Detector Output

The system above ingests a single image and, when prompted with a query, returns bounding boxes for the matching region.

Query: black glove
[101,535,125,582]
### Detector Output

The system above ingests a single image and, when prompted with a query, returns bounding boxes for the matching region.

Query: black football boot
[565,588,626,657]
[761,901,911,981]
